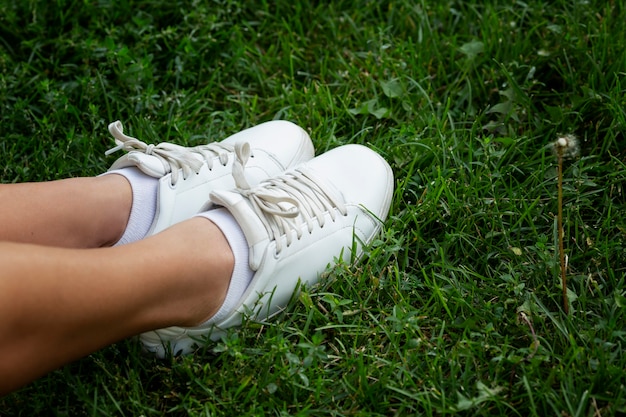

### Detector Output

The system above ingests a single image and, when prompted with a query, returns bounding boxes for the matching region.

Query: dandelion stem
[557,150,568,314]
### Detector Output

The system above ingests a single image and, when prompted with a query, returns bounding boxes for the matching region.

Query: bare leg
[0,217,233,395]
[0,174,132,248]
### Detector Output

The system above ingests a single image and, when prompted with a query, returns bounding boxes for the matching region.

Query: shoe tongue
[209,189,269,270]
[108,152,170,178]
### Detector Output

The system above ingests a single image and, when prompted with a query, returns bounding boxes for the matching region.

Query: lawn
[1,0,626,415]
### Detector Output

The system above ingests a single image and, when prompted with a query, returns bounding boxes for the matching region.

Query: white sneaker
[106,120,314,235]
[141,144,394,356]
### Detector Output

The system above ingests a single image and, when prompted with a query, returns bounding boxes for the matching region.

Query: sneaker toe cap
[310,144,394,221]
[222,120,314,170]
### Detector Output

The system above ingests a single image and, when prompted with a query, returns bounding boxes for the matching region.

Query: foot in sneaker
[141,143,394,357]
[104,120,314,242]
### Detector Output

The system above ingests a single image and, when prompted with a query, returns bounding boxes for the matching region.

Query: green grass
[1,0,626,415]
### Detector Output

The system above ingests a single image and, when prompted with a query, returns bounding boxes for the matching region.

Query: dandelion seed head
[554,133,580,159]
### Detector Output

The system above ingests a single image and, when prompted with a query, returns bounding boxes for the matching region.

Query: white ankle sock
[195,208,254,325]
[105,168,158,246]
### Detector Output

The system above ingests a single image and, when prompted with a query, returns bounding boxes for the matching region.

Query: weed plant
[1,0,625,415]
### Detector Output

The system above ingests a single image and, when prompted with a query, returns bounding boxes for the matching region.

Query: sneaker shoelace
[231,142,348,254]
[105,120,234,185]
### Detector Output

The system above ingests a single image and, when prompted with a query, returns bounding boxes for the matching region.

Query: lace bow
[231,143,347,254]
[106,120,233,185]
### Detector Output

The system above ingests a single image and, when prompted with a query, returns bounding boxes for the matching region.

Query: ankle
[157,218,235,327]
[93,175,133,246]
